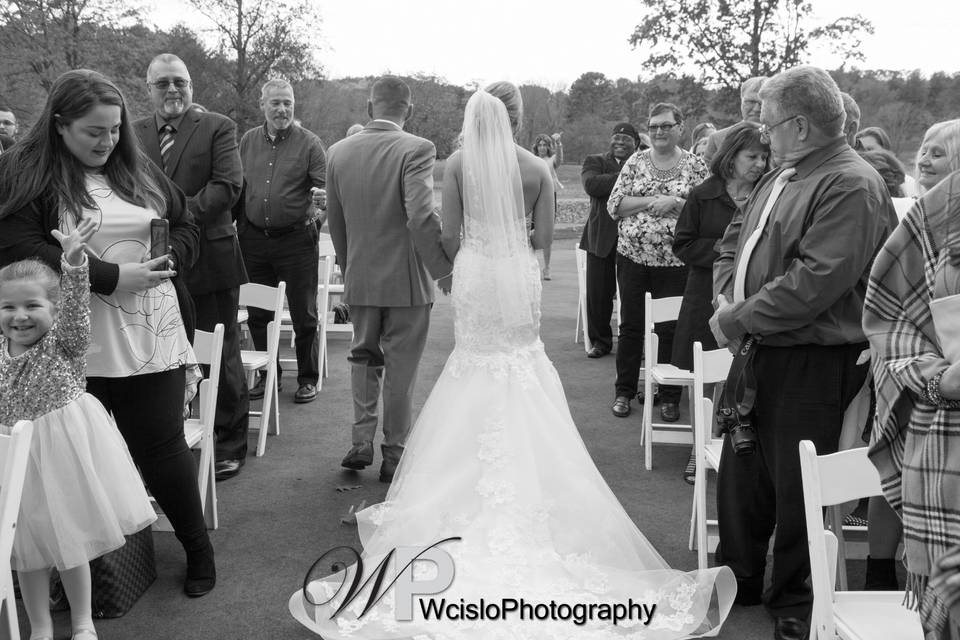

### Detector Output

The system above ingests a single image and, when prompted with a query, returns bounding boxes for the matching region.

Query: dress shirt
[154,112,187,134]
[239,123,326,229]
[713,138,897,347]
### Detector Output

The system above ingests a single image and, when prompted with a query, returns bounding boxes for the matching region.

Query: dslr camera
[716,404,757,456]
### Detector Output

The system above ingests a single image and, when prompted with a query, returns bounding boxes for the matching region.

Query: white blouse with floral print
[607,149,708,266]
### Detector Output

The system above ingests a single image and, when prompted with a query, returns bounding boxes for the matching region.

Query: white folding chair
[240,281,286,457]
[575,244,593,352]
[688,342,733,570]
[0,420,33,640]
[640,292,695,470]
[799,441,923,640]
[575,243,620,352]
[317,236,351,386]
[151,325,223,532]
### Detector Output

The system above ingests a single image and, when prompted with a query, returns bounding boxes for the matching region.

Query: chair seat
[327,284,344,294]
[237,308,248,325]
[241,351,270,370]
[704,441,723,470]
[649,363,695,385]
[833,592,923,639]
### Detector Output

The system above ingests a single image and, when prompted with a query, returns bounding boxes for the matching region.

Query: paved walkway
[28,245,776,639]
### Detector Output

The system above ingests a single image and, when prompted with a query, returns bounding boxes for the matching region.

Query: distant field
[433,160,590,226]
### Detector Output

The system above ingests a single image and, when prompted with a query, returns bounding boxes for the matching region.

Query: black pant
[194,286,249,461]
[585,249,617,353]
[87,367,209,553]
[239,224,320,385]
[614,255,687,401]
[715,342,868,619]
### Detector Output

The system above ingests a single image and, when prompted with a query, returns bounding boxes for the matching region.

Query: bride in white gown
[289,82,736,639]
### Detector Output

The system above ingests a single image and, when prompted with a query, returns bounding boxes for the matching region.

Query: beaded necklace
[643,150,687,182]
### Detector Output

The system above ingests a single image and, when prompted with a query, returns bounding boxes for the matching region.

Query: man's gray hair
[759,66,844,137]
[146,53,187,81]
[261,79,293,99]
[740,76,767,97]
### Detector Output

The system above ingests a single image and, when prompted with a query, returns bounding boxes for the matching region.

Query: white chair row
[800,441,923,639]
[153,323,224,532]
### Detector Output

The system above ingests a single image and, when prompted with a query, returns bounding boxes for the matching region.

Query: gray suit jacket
[325,120,451,307]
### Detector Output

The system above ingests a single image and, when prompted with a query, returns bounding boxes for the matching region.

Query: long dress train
[288,242,735,638]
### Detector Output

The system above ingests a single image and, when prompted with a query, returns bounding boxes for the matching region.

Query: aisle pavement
[29,245,786,639]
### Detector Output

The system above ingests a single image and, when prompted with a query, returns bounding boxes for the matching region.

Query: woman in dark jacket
[0,69,214,597]
[671,121,769,482]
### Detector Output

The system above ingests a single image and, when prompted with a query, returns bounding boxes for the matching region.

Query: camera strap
[724,334,761,419]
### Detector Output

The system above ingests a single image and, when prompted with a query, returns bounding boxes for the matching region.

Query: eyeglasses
[148,79,191,90]
[759,115,798,141]
[647,123,678,133]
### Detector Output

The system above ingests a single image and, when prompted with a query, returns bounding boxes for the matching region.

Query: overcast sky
[154,0,959,89]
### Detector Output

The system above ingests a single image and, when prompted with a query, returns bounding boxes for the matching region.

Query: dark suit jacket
[579,151,623,258]
[134,110,247,295]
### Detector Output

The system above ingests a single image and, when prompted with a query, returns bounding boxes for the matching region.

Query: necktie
[159,124,175,171]
[733,167,796,303]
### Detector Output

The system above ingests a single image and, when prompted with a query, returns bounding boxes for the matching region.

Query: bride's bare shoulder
[515,146,550,181]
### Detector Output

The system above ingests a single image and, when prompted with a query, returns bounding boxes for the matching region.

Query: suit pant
[193,287,249,461]
[715,342,868,619]
[239,224,319,385]
[348,304,431,463]
[614,255,687,402]
[585,249,617,353]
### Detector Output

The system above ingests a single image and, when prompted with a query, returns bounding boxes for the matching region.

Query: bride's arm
[441,151,463,262]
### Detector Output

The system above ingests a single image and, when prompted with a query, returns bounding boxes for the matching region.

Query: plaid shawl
[864,172,960,637]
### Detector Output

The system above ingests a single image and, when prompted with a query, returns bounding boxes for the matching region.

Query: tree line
[1,0,957,163]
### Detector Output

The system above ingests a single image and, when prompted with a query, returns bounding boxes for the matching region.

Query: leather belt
[246,219,300,238]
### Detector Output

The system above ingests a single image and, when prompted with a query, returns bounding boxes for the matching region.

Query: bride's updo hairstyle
[484,81,523,134]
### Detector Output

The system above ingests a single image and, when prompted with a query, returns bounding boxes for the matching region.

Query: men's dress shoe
[294,383,317,403]
[214,458,244,482]
[612,396,631,418]
[249,376,281,400]
[660,402,680,423]
[774,616,808,640]
[380,458,398,483]
[587,346,610,359]
[341,442,374,470]
[184,546,216,598]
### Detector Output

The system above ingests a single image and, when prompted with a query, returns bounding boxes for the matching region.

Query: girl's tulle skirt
[3,393,157,571]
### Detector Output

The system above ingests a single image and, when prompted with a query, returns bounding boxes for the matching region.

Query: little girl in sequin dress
[0,219,156,640]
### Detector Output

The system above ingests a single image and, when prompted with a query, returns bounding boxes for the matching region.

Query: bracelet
[925,370,960,409]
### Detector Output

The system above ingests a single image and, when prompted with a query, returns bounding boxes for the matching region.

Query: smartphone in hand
[150,218,169,270]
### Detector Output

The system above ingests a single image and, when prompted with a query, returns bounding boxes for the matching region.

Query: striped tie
[159,124,175,170]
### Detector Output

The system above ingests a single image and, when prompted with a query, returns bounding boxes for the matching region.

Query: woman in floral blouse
[606,102,709,420]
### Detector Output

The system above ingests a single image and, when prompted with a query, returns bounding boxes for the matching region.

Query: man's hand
[709,294,731,349]
[437,274,452,295]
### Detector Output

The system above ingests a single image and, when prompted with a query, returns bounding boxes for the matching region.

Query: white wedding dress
[289,91,735,639]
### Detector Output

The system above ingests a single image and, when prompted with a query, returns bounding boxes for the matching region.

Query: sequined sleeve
[56,257,91,360]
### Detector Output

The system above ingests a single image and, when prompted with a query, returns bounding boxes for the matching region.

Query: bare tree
[629,0,873,89]
[185,0,322,131]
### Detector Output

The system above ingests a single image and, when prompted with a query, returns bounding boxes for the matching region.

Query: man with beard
[238,79,327,404]
[579,122,640,358]
[134,53,250,480]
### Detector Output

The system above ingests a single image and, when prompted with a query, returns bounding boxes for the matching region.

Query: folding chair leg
[256,371,277,457]
[688,488,697,551]
[203,455,218,529]
[643,372,654,471]
[1,576,19,640]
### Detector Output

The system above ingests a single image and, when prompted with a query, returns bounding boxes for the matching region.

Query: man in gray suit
[325,76,453,483]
